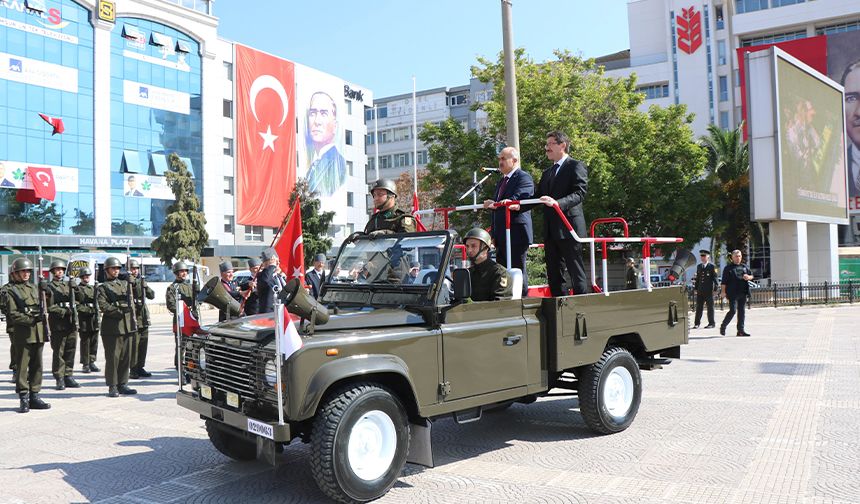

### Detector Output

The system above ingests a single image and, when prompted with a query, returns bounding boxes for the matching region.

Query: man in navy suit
[305,253,327,299]
[530,131,589,296]
[483,146,533,296]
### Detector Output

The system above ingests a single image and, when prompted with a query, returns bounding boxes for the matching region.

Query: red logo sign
[676,6,702,55]
[235,45,296,227]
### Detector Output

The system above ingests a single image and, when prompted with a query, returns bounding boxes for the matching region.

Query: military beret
[699,249,711,256]
[247,257,261,268]
[219,261,234,273]
[261,247,278,261]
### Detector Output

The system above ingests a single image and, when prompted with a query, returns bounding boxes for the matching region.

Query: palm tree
[701,123,751,258]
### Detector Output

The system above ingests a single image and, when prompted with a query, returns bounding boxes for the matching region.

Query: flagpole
[273,287,285,426]
[176,293,183,390]
[412,76,418,199]
[374,104,379,181]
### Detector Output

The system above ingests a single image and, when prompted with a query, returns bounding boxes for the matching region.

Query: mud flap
[406,418,434,468]
[256,436,279,466]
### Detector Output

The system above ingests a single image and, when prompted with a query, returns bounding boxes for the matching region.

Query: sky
[215,1,630,98]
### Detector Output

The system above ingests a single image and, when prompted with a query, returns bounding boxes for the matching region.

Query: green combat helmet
[173,261,190,273]
[11,257,33,273]
[103,257,122,269]
[49,259,67,271]
[464,228,492,249]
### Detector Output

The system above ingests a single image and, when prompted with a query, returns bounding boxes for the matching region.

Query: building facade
[0,0,371,278]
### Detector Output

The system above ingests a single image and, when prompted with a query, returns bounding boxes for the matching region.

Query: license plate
[226,392,239,408]
[247,418,274,440]
[200,385,212,400]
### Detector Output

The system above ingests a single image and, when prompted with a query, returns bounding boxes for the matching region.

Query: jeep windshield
[321,232,452,307]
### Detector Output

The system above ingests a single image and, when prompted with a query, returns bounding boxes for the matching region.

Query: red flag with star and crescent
[16,166,56,203]
[235,44,296,227]
[273,198,305,283]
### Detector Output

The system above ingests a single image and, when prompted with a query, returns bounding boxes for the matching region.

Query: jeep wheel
[205,419,256,461]
[311,383,409,503]
[578,347,642,434]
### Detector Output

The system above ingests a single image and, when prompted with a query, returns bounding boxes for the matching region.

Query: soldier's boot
[117,384,137,395]
[81,363,91,373]
[108,386,119,398]
[55,378,66,391]
[137,368,152,378]
[18,393,30,413]
[64,377,81,388]
[11,369,18,384]
[89,363,100,372]
[29,393,51,410]
[129,369,140,380]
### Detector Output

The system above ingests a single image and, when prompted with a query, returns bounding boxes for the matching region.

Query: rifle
[68,275,79,329]
[92,279,101,332]
[192,263,200,315]
[36,254,51,343]
[126,256,139,332]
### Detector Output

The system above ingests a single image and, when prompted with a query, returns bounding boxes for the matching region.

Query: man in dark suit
[693,250,718,329]
[256,248,286,314]
[529,131,589,296]
[305,253,327,299]
[484,146,534,296]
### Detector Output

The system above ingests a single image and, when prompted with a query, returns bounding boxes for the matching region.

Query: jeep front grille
[199,340,261,400]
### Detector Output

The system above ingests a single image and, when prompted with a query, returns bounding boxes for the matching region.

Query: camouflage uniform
[364,208,417,234]
[468,259,513,302]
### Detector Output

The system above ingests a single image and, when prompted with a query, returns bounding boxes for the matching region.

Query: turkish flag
[276,303,303,358]
[28,167,56,201]
[38,113,65,135]
[235,44,296,227]
[177,301,203,336]
[274,198,305,283]
[15,189,41,204]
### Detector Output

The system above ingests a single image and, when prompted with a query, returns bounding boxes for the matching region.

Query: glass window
[736,0,768,14]
[715,6,725,30]
[347,192,354,207]
[719,76,729,102]
[347,160,354,176]
[224,61,233,81]
[223,99,232,118]
[223,137,233,156]
[244,225,263,241]
[717,40,727,65]
[151,153,169,175]
[123,150,142,173]
[345,100,352,115]
[224,176,234,195]
[345,130,353,145]
[719,111,730,130]
[224,215,234,233]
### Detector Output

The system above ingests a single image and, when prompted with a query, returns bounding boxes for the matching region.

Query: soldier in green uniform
[166,261,196,369]
[364,179,418,234]
[46,259,80,390]
[97,257,137,397]
[127,259,155,379]
[1,279,18,383]
[75,267,100,373]
[6,258,51,413]
[463,228,512,302]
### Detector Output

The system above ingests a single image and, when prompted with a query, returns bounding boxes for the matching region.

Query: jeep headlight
[264,359,278,386]
[198,348,206,370]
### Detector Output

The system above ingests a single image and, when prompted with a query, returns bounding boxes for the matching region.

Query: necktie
[497,176,509,200]
[546,163,559,190]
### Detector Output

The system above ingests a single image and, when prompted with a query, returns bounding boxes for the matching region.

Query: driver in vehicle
[364,179,417,235]
[463,228,512,302]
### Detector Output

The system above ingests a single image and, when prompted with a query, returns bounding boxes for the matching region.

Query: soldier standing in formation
[75,267,100,373]
[693,249,719,329]
[97,257,137,397]
[463,228,513,302]
[5,258,51,413]
[128,259,155,379]
[46,260,80,390]
[166,261,196,368]
[364,179,417,234]
[0,277,18,383]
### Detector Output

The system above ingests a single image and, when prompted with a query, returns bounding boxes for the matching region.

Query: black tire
[205,419,257,461]
[578,347,642,434]
[310,383,409,503]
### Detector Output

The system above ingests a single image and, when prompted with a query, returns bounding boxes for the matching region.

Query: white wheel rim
[347,410,397,481]
[603,366,634,420]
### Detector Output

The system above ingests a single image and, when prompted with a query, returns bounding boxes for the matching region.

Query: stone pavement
[0,304,858,504]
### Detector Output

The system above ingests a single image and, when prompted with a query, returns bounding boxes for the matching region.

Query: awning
[175,40,192,54]
[150,153,169,176]
[122,25,145,43]
[150,32,173,47]
[122,150,141,173]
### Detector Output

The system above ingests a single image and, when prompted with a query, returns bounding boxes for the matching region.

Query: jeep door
[440,300,528,400]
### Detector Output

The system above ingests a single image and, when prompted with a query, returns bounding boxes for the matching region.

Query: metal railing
[689,281,859,308]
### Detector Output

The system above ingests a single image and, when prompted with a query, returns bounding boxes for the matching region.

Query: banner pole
[176,293,183,390]
[273,286,285,426]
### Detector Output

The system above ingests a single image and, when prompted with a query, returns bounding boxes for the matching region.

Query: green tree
[701,123,751,256]
[289,178,335,266]
[471,50,711,253]
[0,191,62,234]
[417,119,499,231]
[70,209,94,235]
[151,153,208,264]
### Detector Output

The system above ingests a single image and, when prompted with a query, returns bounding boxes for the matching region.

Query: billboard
[295,65,346,198]
[235,44,296,227]
[826,30,860,216]
[747,47,849,225]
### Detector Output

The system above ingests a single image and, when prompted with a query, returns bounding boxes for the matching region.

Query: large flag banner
[235,45,296,227]
[274,199,305,282]
[27,166,56,201]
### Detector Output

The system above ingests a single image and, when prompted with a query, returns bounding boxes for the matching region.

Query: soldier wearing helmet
[5,257,52,412]
[166,260,197,368]
[75,266,100,374]
[463,228,512,302]
[364,179,417,235]
[97,256,138,397]
[45,259,81,390]
[127,258,155,379]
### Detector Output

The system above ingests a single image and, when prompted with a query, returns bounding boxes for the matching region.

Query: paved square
[1,304,858,503]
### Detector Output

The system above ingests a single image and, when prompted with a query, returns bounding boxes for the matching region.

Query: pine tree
[151,153,209,264]
[289,178,335,266]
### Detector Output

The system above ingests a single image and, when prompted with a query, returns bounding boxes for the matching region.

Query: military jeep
[176,230,687,503]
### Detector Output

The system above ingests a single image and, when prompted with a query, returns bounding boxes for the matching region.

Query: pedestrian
[625,258,640,290]
[75,267,101,373]
[239,258,260,316]
[364,179,417,234]
[256,248,286,313]
[528,131,589,296]
[305,253,327,299]
[463,228,513,301]
[483,146,534,297]
[693,249,718,329]
[6,258,51,413]
[166,261,196,368]
[720,249,753,337]
[217,261,242,322]
[46,259,80,390]
[98,257,137,397]
[127,259,155,379]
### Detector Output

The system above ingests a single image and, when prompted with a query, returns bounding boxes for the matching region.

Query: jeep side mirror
[452,268,471,301]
